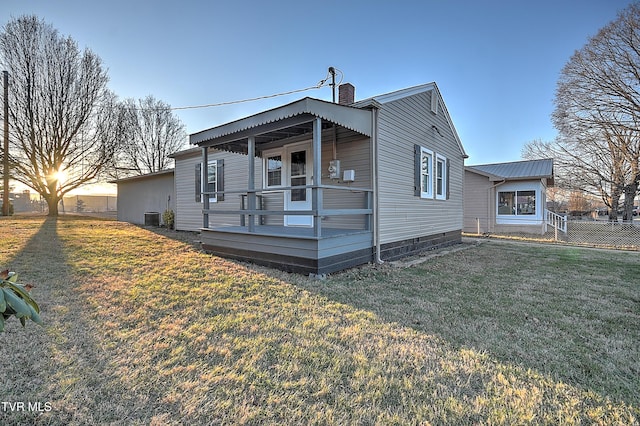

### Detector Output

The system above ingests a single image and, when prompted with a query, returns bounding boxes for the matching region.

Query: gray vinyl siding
[174,152,202,231]
[463,170,492,233]
[175,131,369,232]
[257,129,371,229]
[320,129,371,230]
[376,89,465,245]
[116,172,174,226]
[174,149,263,231]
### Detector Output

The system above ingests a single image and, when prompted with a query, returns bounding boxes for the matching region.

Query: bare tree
[112,95,186,178]
[0,15,122,216]
[551,3,640,221]
[523,136,624,218]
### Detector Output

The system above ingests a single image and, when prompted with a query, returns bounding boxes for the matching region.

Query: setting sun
[50,168,68,186]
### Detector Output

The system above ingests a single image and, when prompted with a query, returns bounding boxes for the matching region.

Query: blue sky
[1,0,635,166]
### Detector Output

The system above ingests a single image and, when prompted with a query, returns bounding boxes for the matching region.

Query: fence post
[476,218,480,235]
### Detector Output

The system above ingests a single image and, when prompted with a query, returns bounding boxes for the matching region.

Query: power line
[169,80,330,112]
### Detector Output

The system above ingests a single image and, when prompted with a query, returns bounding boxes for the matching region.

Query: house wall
[173,149,263,231]
[116,173,174,225]
[463,170,492,234]
[319,128,371,230]
[176,128,372,232]
[256,128,371,230]
[376,89,465,256]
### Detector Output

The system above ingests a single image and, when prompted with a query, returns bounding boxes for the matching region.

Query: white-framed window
[265,153,283,188]
[498,190,536,216]
[195,159,224,203]
[207,159,218,203]
[420,147,433,198]
[435,154,447,200]
[415,145,449,200]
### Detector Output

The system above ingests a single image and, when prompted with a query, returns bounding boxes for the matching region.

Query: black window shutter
[195,163,202,202]
[217,159,224,201]
[414,144,421,197]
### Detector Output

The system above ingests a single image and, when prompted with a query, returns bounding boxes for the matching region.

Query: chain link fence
[561,220,640,249]
[464,215,640,250]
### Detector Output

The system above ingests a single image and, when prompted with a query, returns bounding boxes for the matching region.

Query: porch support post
[247,136,256,233]
[202,147,209,229]
[312,117,322,237]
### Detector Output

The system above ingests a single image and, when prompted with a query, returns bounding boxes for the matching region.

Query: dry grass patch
[0,216,638,425]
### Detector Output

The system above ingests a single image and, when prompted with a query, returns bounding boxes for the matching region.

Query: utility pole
[2,71,8,217]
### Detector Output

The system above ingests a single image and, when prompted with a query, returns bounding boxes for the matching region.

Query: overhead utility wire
[169,77,332,111]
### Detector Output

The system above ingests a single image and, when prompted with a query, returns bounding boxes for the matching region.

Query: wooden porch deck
[200,225,374,275]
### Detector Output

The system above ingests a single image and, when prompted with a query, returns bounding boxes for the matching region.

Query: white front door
[284,142,313,227]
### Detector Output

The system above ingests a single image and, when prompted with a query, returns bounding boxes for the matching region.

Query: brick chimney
[338,83,355,105]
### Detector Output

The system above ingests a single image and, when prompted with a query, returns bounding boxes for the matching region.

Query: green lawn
[1,216,638,425]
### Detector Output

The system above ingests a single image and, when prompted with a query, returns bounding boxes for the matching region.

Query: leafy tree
[0,15,123,216]
[111,95,187,178]
[550,4,640,222]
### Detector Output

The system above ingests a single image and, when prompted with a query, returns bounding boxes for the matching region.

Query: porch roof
[190,97,373,154]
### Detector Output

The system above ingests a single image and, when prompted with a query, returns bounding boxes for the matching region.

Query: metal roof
[466,158,554,181]
[190,97,372,151]
[109,169,174,184]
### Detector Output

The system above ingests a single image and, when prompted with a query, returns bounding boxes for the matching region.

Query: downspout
[372,106,383,264]
[488,179,506,233]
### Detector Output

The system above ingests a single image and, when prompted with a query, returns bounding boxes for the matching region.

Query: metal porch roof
[190,97,373,151]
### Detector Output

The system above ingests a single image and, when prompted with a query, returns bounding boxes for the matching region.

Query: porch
[201,225,374,275]
[200,186,374,275]
[193,97,377,274]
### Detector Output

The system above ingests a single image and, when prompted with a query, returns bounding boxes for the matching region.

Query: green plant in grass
[0,269,42,331]
[162,209,175,229]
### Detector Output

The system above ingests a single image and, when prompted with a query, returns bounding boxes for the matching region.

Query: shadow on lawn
[149,228,640,413]
[0,217,153,424]
[117,226,640,422]
[296,244,640,411]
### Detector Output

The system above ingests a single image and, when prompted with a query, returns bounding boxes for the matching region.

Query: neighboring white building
[464,159,555,235]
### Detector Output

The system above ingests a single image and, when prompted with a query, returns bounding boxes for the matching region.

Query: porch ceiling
[190,97,373,155]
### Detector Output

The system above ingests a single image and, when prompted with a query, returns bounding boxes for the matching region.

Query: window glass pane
[291,176,306,201]
[267,155,282,187]
[207,160,217,203]
[421,151,431,194]
[517,190,536,215]
[290,151,306,177]
[498,191,515,215]
[436,160,444,196]
[207,161,216,185]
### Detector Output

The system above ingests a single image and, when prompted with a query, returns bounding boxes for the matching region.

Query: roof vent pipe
[339,83,355,105]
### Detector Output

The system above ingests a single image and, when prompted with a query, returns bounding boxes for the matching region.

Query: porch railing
[545,209,567,239]
[202,184,373,238]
